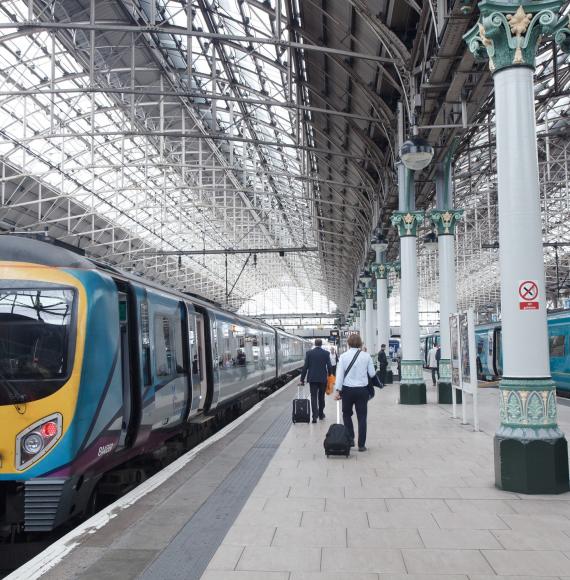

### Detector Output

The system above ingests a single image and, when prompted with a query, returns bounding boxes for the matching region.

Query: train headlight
[22,433,44,455]
[16,414,63,471]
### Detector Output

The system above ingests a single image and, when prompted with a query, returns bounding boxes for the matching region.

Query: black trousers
[431,367,439,384]
[378,365,387,384]
[309,382,326,419]
[341,386,369,448]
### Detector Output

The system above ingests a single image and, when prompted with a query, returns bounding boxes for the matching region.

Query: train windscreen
[0,288,75,403]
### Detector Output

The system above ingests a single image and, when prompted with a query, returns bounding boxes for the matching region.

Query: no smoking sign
[518,280,539,310]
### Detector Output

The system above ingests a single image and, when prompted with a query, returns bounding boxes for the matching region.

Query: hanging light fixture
[400,136,434,171]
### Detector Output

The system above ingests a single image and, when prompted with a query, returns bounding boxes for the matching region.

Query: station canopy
[0,1,568,318]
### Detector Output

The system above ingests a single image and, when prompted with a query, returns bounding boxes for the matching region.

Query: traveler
[329,347,338,376]
[427,343,439,386]
[334,334,376,452]
[300,339,333,423]
[377,343,388,385]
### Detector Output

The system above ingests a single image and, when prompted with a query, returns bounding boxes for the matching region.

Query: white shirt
[427,347,438,369]
[329,352,337,367]
[335,348,375,390]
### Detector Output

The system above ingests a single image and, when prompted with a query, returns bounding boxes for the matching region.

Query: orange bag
[326,374,336,395]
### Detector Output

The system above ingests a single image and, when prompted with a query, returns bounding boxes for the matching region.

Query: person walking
[329,347,338,376]
[377,343,388,385]
[427,343,439,387]
[334,334,376,452]
[300,339,332,423]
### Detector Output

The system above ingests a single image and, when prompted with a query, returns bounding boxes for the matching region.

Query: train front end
[0,240,90,537]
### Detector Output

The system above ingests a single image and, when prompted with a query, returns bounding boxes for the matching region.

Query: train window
[0,288,76,402]
[154,315,176,377]
[549,335,566,358]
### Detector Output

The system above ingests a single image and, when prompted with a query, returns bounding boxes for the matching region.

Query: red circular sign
[519,280,538,301]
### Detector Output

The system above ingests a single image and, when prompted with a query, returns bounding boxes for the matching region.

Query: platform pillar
[373,261,390,356]
[392,165,426,404]
[465,1,570,493]
[430,152,464,404]
[359,305,366,344]
[365,288,375,353]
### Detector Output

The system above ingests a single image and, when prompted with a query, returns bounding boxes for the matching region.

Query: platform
[11,377,570,580]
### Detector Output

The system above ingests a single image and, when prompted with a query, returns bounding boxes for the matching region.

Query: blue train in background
[0,235,309,537]
[421,312,570,394]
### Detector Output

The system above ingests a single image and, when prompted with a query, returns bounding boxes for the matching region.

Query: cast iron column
[392,165,426,404]
[429,151,464,404]
[465,0,570,493]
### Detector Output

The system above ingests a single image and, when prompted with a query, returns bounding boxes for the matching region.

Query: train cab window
[549,335,566,358]
[0,288,75,403]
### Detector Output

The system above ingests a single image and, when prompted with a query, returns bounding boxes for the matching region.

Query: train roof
[0,235,299,339]
[0,234,95,270]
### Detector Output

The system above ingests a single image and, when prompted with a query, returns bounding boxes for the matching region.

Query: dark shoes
[319,414,325,420]
[312,418,317,423]
[358,446,367,452]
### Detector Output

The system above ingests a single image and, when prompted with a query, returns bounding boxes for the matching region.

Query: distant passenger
[377,344,388,385]
[334,333,376,452]
[427,344,439,387]
[236,349,246,366]
[300,339,332,423]
[329,347,338,376]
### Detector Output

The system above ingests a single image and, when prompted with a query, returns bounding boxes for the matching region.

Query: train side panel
[548,315,570,394]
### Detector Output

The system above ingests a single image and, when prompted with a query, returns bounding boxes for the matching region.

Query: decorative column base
[495,377,569,494]
[438,383,462,405]
[399,360,426,405]
[436,359,462,404]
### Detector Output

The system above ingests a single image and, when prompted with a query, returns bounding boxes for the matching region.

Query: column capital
[391,211,425,237]
[428,208,464,236]
[386,261,401,278]
[371,262,388,279]
[464,1,569,74]
[365,287,376,300]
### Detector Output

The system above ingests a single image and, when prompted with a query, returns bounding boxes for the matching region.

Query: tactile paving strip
[139,408,292,580]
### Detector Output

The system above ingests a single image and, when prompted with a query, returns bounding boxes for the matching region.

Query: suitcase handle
[336,399,341,424]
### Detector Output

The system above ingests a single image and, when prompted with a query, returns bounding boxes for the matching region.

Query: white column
[359,308,366,345]
[495,68,549,377]
[366,296,374,353]
[438,234,457,363]
[400,237,421,362]
[377,277,390,350]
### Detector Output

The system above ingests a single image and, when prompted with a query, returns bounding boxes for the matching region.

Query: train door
[116,289,139,450]
[493,328,503,378]
[187,311,208,415]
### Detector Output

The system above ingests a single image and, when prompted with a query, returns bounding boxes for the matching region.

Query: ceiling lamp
[400,137,434,171]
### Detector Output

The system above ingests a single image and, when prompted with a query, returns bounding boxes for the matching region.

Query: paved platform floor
[201,380,570,580]
[22,377,570,580]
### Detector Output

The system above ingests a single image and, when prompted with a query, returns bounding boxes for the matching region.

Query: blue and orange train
[0,235,309,536]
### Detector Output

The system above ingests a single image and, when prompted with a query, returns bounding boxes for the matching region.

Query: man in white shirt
[334,333,376,451]
[427,344,439,387]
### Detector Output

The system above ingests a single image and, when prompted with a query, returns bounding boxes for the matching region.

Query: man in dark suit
[300,339,332,423]
[377,344,388,385]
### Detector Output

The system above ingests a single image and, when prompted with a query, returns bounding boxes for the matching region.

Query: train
[0,235,309,537]
[420,312,570,393]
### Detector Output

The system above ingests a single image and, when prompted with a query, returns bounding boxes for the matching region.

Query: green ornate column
[391,211,426,404]
[465,0,570,494]
[429,209,465,404]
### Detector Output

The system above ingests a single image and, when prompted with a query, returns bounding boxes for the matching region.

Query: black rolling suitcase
[324,401,351,457]
[292,386,310,423]
[385,369,393,384]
